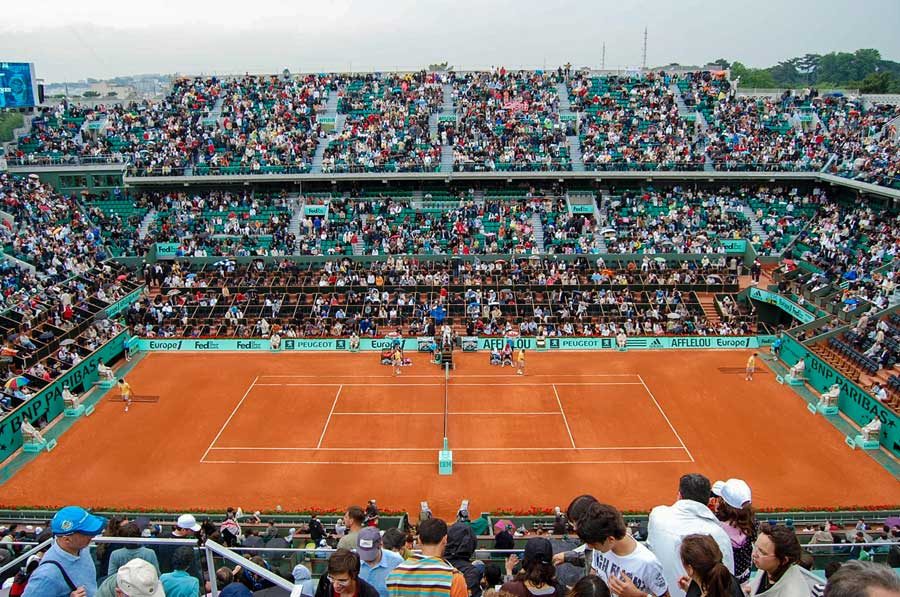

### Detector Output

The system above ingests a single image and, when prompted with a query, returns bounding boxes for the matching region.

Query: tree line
[711,49,900,93]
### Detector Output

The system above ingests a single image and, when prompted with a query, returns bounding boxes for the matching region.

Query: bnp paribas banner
[0,331,129,462]
[138,336,763,352]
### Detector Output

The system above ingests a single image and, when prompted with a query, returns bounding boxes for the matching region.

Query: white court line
[638,374,695,462]
[316,385,343,449]
[256,383,440,387]
[331,412,562,415]
[258,373,641,378]
[552,384,577,449]
[201,459,694,465]
[201,375,259,463]
[255,382,642,387]
[207,446,686,451]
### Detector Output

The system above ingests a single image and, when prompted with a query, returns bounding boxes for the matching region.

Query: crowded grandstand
[0,39,898,597]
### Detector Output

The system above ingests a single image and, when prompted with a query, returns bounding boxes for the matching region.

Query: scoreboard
[0,62,38,109]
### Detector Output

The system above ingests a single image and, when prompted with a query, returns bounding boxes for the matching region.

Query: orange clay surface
[0,350,897,518]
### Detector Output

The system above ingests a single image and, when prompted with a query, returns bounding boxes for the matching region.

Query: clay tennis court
[0,350,897,517]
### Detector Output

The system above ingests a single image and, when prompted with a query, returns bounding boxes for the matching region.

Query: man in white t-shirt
[577,502,669,597]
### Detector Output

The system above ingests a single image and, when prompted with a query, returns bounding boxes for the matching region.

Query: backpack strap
[38,559,78,592]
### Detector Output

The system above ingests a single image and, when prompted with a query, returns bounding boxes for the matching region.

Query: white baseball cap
[117,558,165,597]
[711,480,726,496]
[176,514,201,532]
[716,478,752,508]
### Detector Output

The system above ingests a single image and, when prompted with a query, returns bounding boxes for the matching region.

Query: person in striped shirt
[387,518,468,597]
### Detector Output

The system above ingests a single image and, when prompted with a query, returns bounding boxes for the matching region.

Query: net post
[439,364,452,474]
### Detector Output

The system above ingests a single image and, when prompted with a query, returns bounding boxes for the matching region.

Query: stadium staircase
[670,84,691,118]
[555,83,571,111]
[567,136,585,171]
[439,83,455,173]
[311,93,343,173]
[441,83,454,112]
[555,83,584,171]
[692,109,714,172]
[593,192,611,252]
[138,209,157,240]
[352,215,367,255]
[288,194,305,251]
[530,212,545,253]
[210,96,225,124]
[811,111,826,134]
[429,113,439,141]
[741,204,769,243]
[697,293,721,325]
[441,144,454,172]
[472,189,485,206]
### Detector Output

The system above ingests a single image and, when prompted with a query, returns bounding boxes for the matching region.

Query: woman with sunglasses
[314,549,380,597]
[748,524,818,596]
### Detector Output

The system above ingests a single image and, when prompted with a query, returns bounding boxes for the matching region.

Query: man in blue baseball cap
[24,505,107,597]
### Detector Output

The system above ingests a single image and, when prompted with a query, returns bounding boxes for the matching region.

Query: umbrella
[4,376,29,390]
[28,174,39,180]
[667,312,682,319]
[494,519,515,534]
[116,274,128,281]
[167,289,181,296]
[59,339,76,346]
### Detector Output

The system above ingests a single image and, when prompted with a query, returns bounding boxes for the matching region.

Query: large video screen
[0,63,38,109]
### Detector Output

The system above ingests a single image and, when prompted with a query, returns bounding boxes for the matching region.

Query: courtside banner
[748,287,817,324]
[138,338,419,351]
[0,331,129,461]
[780,333,899,457]
[139,336,761,352]
[105,287,144,318]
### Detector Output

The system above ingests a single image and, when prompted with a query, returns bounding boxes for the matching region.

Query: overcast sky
[2,0,898,82]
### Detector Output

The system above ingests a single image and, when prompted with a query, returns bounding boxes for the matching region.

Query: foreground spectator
[678,534,742,597]
[711,478,756,584]
[553,494,599,579]
[291,563,318,597]
[567,576,611,597]
[338,505,366,550]
[387,517,467,597]
[358,526,403,597]
[315,549,379,597]
[23,506,107,597]
[748,524,819,596]
[445,522,484,597]
[500,537,565,597]
[96,558,164,597]
[160,546,200,596]
[576,502,668,596]
[158,514,200,574]
[823,560,900,597]
[648,474,734,597]
[106,521,160,576]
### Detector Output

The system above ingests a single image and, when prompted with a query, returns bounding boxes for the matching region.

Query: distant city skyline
[1,0,898,83]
